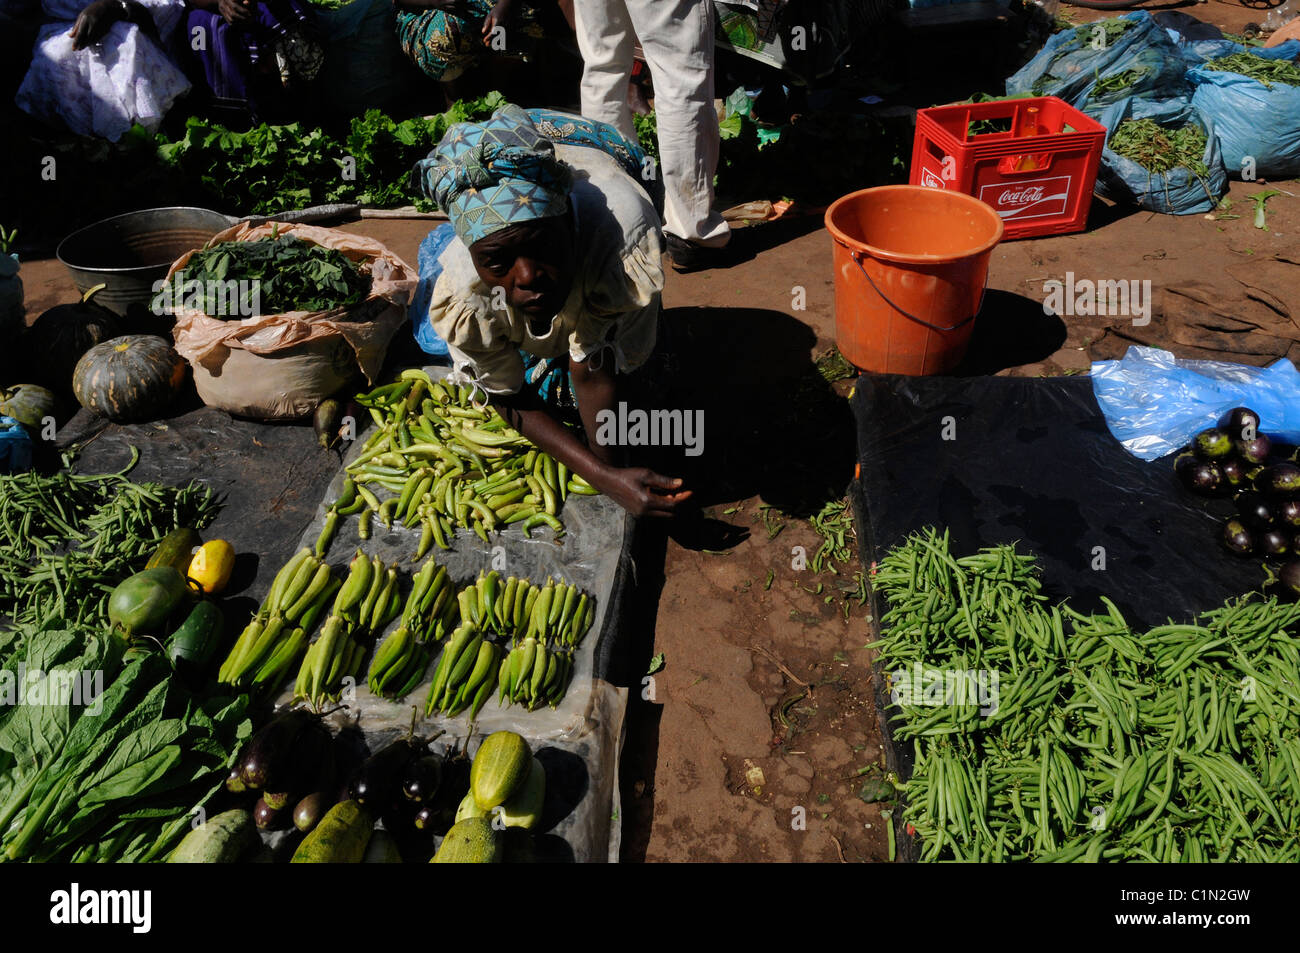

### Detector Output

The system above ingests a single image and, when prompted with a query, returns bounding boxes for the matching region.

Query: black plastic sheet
[851,374,1263,628]
[850,373,1269,863]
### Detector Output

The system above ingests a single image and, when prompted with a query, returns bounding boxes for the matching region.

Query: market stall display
[168,222,417,420]
[872,529,1300,862]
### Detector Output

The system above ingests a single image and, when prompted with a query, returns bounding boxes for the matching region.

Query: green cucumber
[146,527,202,573]
[168,809,258,863]
[167,600,224,679]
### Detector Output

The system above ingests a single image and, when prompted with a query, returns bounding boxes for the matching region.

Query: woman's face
[469,214,576,324]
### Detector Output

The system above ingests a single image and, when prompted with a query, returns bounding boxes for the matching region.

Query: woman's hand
[218,0,252,24]
[69,0,122,50]
[481,0,514,40]
[591,465,693,518]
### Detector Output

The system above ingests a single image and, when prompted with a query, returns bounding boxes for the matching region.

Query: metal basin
[56,207,238,319]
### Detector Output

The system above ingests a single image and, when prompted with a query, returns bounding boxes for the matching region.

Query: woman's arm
[490,355,692,518]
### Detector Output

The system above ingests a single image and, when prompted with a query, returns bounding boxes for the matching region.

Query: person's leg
[626,0,729,250]
[572,0,636,140]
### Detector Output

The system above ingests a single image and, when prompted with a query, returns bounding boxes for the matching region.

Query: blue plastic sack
[1006,12,1189,113]
[409,224,458,359]
[1093,97,1226,215]
[1091,346,1300,460]
[0,417,32,474]
[1188,42,1300,179]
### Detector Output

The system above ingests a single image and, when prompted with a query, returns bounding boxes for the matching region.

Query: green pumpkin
[72,334,188,423]
[0,383,58,428]
[21,284,121,392]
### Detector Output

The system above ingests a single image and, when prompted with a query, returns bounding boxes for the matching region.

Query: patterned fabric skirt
[186,0,323,122]
[394,0,496,82]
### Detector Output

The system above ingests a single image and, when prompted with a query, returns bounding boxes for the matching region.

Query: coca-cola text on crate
[908,97,1106,240]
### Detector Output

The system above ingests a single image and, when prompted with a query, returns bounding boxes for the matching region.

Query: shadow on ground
[617,303,856,859]
[954,289,1068,375]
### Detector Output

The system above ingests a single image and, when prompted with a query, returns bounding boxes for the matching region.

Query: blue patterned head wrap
[415,104,574,246]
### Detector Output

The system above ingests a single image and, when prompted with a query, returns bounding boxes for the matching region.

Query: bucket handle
[850,251,988,333]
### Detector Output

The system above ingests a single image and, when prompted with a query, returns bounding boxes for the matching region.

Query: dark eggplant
[254,797,286,831]
[1280,560,1300,598]
[401,755,443,803]
[236,708,318,790]
[501,827,536,863]
[1236,435,1272,466]
[1256,463,1300,500]
[1278,500,1300,530]
[1182,461,1225,497]
[1222,518,1255,556]
[1219,407,1261,443]
[1193,427,1234,460]
[225,767,246,795]
[314,398,344,450]
[293,792,328,833]
[1236,491,1276,531]
[263,717,335,811]
[348,738,423,808]
[1259,529,1290,559]
[380,796,420,836]
[424,749,471,836]
[1219,457,1247,490]
[413,805,437,832]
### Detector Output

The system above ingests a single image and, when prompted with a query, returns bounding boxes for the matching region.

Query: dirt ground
[11,0,1300,865]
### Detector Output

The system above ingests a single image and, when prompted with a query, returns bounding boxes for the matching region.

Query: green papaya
[108,567,188,639]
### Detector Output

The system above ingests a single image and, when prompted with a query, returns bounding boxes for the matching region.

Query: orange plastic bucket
[824,185,1003,375]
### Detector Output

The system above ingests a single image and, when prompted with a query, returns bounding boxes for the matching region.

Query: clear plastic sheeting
[1092,346,1300,461]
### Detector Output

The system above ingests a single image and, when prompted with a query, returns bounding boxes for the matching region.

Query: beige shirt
[429,144,665,395]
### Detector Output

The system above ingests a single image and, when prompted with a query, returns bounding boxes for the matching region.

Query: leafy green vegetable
[0,650,250,863]
[1205,52,1300,89]
[154,96,510,216]
[632,111,659,161]
[1109,118,1209,178]
[647,653,665,675]
[182,234,371,315]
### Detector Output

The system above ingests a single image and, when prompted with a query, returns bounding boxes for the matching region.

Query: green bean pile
[871,528,1300,862]
[1205,52,1300,89]
[0,448,220,630]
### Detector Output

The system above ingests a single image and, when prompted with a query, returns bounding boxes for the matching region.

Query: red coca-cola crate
[909,97,1106,240]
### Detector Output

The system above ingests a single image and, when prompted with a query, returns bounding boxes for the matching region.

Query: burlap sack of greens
[167,222,416,420]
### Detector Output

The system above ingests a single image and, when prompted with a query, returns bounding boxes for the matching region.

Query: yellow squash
[187,539,236,595]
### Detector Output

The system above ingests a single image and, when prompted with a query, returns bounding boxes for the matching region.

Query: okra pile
[367,557,458,698]
[872,527,1300,862]
[219,547,340,691]
[295,550,404,710]
[317,369,596,559]
[426,571,595,717]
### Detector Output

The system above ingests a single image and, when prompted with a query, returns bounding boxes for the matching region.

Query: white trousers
[573,0,731,248]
